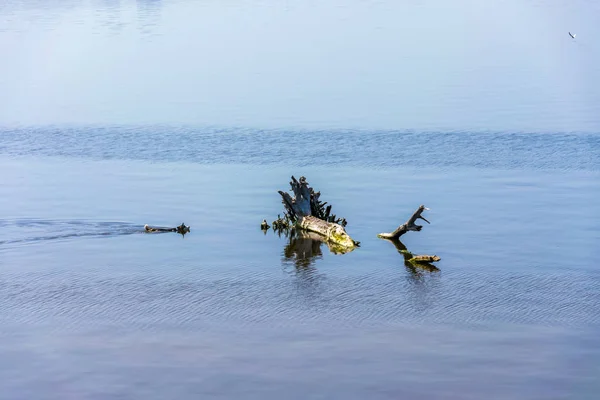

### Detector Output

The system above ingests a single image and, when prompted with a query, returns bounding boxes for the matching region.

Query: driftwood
[144,223,190,235]
[284,230,354,268]
[277,176,358,249]
[377,205,440,270]
[377,205,430,239]
[407,254,441,263]
[387,239,440,272]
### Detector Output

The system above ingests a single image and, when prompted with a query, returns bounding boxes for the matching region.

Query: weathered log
[294,230,355,255]
[278,176,358,249]
[408,254,441,263]
[144,223,190,235]
[377,205,430,239]
[298,216,357,248]
[388,239,440,272]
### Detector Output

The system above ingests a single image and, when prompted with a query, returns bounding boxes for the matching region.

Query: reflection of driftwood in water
[384,238,440,272]
[284,229,355,268]
[144,223,190,236]
[276,176,358,249]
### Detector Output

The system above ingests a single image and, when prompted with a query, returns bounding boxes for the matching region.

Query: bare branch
[377,205,430,239]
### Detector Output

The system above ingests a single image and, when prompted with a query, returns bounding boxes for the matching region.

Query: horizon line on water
[0,123,598,137]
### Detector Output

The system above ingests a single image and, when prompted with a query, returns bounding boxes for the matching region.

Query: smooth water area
[2,0,600,399]
[1,0,600,131]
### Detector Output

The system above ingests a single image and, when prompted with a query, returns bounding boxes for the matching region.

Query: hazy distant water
[1,0,600,131]
[2,0,600,399]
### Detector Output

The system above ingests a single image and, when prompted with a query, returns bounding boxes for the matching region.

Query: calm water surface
[2,0,600,399]
[1,0,600,130]
[1,128,599,399]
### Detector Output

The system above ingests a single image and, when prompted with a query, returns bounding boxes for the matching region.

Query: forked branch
[377,205,430,239]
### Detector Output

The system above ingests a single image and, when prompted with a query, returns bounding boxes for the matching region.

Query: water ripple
[1,126,599,170]
[2,268,599,330]
[0,218,146,249]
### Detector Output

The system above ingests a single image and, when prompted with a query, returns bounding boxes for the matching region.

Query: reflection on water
[283,229,324,269]
[380,238,443,314]
[136,0,161,35]
[282,229,354,269]
[384,238,440,274]
[280,229,356,297]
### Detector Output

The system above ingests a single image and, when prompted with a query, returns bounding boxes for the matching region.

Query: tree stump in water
[277,176,358,249]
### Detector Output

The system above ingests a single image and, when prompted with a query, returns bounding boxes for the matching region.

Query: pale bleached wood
[377,205,430,239]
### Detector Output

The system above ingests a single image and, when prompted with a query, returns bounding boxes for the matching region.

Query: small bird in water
[569,32,576,39]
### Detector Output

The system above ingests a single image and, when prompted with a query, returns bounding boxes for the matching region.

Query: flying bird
[569,32,576,39]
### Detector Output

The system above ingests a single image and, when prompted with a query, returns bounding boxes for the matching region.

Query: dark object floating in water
[144,223,190,235]
[260,219,270,230]
[569,32,576,39]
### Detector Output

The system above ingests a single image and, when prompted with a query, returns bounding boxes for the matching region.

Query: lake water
[1,128,599,399]
[1,1,600,400]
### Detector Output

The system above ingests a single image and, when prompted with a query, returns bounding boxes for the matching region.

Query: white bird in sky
[569,32,576,39]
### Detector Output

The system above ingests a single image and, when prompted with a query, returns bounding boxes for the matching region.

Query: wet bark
[144,223,190,235]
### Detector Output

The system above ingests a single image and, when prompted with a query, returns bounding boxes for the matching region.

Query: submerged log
[144,223,190,235]
[377,205,430,239]
[277,176,358,249]
[408,254,441,263]
[297,217,357,250]
[388,239,440,272]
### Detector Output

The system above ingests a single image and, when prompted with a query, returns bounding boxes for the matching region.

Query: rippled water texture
[1,0,600,399]
[1,129,600,399]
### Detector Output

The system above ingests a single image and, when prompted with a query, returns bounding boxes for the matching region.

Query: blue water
[1,127,600,170]
[1,128,599,399]
[1,1,600,131]
[2,0,600,399]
